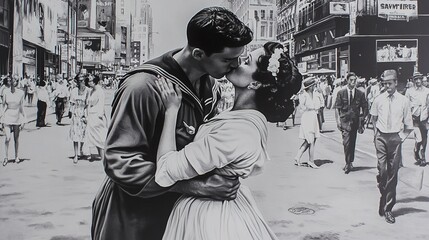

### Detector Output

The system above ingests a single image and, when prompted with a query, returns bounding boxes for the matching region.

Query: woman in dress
[85,74,107,161]
[2,75,26,166]
[155,42,302,240]
[0,76,10,135]
[69,74,89,164]
[294,77,320,169]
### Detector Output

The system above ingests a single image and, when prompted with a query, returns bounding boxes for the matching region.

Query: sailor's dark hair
[187,7,253,56]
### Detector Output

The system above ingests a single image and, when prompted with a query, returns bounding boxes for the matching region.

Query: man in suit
[334,72,368,174]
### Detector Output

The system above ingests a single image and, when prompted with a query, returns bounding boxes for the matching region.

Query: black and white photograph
[1,0,429,240]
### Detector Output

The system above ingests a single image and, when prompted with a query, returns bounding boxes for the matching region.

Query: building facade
[287,0,429,91]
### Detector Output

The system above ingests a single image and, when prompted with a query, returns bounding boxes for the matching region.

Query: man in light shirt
[52,74,69,125]
[405,72,429,167]
[370,69,413,224]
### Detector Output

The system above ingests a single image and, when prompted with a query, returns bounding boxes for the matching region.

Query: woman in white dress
[1,75,26,166]
[294,77,320,169]
[85,74,107,161]
[154,42,302,240]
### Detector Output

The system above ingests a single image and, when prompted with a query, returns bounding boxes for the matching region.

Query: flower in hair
[267,48,283,77]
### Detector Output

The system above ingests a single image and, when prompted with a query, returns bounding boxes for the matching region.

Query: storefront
[22,44,37,78]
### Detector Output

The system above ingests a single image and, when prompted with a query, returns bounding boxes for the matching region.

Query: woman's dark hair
[84,74,100,87]
[187,7,253,56]
[38,80,46,87]
[252,42,303,122]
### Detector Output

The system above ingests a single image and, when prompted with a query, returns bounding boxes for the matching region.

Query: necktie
[387,95,393,130]
[349,90,353,105]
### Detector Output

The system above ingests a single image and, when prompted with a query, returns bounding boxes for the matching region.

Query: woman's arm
[155,77,182,161]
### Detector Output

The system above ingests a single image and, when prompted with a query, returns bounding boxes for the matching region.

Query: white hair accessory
[267,48,283,77]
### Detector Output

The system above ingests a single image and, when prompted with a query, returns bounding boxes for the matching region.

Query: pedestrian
[27,78,36,106]
[314,82,325,132]
[405,71,429,167]
[85,74,107,161]
[0,76,10,135]
[91,7,253,240]
[69,74,90,164]
[334,72,368,174]
[1,74,26,166]
[423,75,428,88]
[154,41,301,240]
[35,80,50,128]
[294,77,320,169]
[370,69,413,224]
[52,74,69,125]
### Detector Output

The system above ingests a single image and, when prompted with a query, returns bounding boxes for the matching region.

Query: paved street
[1,91,429,240]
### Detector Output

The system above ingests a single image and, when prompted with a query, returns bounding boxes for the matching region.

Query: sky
[148,0,222,57]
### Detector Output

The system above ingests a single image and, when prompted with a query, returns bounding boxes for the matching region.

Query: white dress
[155,109,278,240]
[298,91,320,142]
[1,89,26,125]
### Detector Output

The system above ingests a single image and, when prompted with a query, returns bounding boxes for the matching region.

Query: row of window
[254,9,274,20]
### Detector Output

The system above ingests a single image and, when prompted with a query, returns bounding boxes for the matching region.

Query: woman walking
[85,74,107,161]
[1,75,26,166]
[69,74,89,164]
[294,77,320,169]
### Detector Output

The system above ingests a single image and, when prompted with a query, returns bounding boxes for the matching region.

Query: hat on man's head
[302,77,317,90]
[413,71,423,80]
[381,69,397,81]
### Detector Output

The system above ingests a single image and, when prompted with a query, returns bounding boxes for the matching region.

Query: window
[261,10,265,19]
[0,0,9,29]
[261,25,266,38]
[269,22,273,38]
[270,10,274,20]
[254,10,259,20]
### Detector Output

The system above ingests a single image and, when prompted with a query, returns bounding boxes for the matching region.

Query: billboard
[378,0,418,21]
[330,2,350,15]
[376,39,418,63]
[78,0,91,27]
[96,0,115,35]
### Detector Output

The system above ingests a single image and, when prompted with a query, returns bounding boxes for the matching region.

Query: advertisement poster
[96,0,115,35]
[78,0,91,27]
[376,39,418,62]
[330,2,350,15]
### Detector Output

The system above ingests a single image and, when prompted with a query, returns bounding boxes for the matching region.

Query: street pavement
[0,91,428,240]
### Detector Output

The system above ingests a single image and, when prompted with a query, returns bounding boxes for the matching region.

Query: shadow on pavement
[351,166,376,172]
[397,196,429,203]
[393,207,427,217]
[314,159,334,167]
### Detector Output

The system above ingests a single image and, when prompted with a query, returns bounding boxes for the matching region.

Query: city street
[1,90,429,240]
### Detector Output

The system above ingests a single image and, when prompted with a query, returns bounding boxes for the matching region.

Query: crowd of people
[286,70,428,224]
[0,72,109,165]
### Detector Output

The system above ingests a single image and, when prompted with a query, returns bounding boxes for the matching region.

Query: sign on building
[330,2,350,15]
[378,0,418,21]
[376,39,418,63]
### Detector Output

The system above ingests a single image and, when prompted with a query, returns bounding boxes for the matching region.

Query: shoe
[307,161,319,169]
[73,156,78,164]
[344,164,352,174]
[414,150,420,161]
[15,158,21,164]
[2,158,8,167]
[384,211,395,224]
[294,159,301,166]
[420,159,426,167]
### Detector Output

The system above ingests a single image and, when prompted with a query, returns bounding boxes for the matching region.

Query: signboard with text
[378,1,418,21]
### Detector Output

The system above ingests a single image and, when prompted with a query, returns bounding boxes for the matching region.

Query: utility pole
[8,0,14,75]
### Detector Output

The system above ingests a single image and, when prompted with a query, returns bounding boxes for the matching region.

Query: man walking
[52,74,69,125]
[370,69,413,224]
[405,71,429,166]
[334,72,368,174]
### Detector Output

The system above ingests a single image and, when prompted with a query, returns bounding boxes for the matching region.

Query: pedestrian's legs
[40,101,47,126]
[73,141,79,163]
[307,139,319,169]
[55,99,61,123]
[418,121,428,165]
[12,125,21,162]
[349,127,358,164]
[36,100,43,127]
[385,135,401,212]
[341,129,352,165]
[80,142,85,156]
[294,140,309,165]
[375,131,388,214]
[4,125,11,159]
